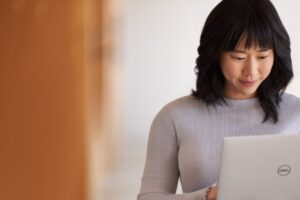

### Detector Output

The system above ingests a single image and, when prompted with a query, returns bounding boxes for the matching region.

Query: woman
[138,0,300,199]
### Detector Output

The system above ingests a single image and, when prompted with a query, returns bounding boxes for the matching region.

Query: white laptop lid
[217,134,300,200]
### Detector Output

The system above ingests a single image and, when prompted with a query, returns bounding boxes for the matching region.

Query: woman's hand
[206,185,218,200]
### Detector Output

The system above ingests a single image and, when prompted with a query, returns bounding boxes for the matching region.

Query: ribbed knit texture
[138,93,300,200]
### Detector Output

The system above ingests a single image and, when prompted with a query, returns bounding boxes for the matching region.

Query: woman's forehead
[234,36,272,51]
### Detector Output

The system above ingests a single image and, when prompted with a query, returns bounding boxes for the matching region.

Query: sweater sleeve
[137,106,208,200]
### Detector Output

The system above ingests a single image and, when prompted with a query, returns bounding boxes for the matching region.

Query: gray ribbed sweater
[138,93,300,200]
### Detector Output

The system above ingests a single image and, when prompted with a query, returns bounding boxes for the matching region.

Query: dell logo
[277,165,291,176]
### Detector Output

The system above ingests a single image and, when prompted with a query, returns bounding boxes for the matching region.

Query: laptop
[217,134,300,200]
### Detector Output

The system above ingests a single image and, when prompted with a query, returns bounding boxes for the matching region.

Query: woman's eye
[233,57,245,60]
[230,55,245,60]
[258,56,268,59]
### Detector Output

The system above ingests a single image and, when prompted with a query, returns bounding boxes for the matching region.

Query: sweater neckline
[223,97,259,106]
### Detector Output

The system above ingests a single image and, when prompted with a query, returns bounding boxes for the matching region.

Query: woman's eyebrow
[257,49,271,52]
[232,49,246,53]
[232,49,271,53]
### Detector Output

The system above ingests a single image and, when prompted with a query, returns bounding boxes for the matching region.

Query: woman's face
[219,40,274,99]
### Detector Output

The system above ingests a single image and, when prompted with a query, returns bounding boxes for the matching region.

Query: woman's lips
[239,80,257,87]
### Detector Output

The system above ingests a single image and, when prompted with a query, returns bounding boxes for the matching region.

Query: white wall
[121,0,300,144]
[273,0,300,93]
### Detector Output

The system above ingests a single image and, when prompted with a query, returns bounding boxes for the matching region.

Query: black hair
[192,0,293,123]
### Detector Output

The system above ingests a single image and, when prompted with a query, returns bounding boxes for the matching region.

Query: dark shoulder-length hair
[192,0,293,123]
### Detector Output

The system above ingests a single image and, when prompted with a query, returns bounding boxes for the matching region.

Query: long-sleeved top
[138,93,300,200]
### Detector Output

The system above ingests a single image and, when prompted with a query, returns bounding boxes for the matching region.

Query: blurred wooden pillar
[84,0,122,198]
[0,0,121,199]
[0,1,87,200]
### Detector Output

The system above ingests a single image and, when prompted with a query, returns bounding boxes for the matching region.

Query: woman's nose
[242,58,258,78]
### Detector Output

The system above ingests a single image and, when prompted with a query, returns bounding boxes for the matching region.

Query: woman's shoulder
[150,95,208,131]
[280,92,300,115]
[155,95,205,119]
[161,94,204,112]
[281,92,300,105]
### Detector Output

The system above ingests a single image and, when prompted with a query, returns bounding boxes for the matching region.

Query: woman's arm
[138,189,209,200]
[137,107,209,200]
